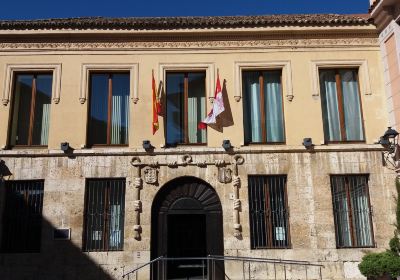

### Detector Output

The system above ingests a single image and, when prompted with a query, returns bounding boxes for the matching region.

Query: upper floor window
[83,178,126,251]
[319,69,364,142]
[1,180,44,253]
[242,70,285,144]
[248,175,290,249]
[88,72,130,146]
[166,72,206,145]
[331,175,374,248]
[9,73,53,147]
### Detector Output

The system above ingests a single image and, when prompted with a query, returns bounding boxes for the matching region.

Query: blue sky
[0,0,370,20]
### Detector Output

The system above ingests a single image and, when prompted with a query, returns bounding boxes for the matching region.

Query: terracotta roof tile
[0,14,372,30]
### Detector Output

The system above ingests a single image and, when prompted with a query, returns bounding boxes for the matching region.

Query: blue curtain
[320,70,342,141]
[341,70,364,141]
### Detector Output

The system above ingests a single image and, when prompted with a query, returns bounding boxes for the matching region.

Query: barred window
[248,176,290,249]
[331,175,374,248]
[1,180,44,253]
[83,179,126,251]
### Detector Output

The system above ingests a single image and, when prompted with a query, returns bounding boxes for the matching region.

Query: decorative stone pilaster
[232,155,244,238]
[232,176,242,238]
[131,157,143,240]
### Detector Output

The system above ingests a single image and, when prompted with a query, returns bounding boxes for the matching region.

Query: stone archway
[151,176,224,279]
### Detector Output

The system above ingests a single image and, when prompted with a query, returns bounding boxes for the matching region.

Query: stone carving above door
[130,153,245,239]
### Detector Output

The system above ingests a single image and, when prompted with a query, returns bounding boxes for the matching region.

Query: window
[331,175,374,248]
[83,179,126,251]
[242,70,285,144]
[319,69,364,142]
[9,73,53,146]
[166,72,206,145]
[248,176,290,249]
[1,180,44,253]
[88,73,130,146]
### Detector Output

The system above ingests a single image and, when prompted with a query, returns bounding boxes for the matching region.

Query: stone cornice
[0,37,379,51]
[0,145,385,158]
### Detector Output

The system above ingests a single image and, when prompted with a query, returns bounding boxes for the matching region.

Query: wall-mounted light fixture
[378,127,399,169]
[142,140,154,152]
[302,138,314,149]
[60,142,71,153]
[0,159,12,181]
[222,140,232,151]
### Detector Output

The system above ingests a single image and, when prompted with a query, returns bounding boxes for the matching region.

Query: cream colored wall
[0,45,387,150]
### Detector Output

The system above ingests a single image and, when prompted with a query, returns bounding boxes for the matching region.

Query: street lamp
[378,127,399,169]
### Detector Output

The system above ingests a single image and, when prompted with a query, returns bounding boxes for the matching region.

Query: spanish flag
[152,70,159,135]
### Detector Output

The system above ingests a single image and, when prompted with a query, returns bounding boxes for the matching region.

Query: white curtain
[264,72,284,142]
[350,178,372,246]
[109,204,122,248]
[243,72,262,142]
[111,94,129,145]
[336,189,352,247]
[188,96,206,143]
[341,70,364,141]
[40,104,50,145]
[320,71,341,141]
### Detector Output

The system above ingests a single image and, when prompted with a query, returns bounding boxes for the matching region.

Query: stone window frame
[234,61,293,102]
[2,63,62,106]
[80,63,139,104]
[311,60,372,97]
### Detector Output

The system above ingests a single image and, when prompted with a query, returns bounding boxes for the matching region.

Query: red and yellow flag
[152,70,159,135]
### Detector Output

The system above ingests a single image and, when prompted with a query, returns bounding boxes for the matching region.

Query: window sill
[250,246,292,250]
[87,145,129,148]
[325,141,366,144]
[164,143,207,148]
[245,142,286,146]
[336,246,375,249]
[8,145,48,150]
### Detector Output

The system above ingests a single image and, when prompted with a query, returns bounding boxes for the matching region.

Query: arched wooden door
[151,176,224,279]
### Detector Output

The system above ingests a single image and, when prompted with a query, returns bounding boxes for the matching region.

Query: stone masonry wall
[0,147,397,280]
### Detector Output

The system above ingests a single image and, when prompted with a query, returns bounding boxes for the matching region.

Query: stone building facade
[0,14,397,280]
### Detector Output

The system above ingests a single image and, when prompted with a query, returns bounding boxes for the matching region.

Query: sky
[0,0,370,20]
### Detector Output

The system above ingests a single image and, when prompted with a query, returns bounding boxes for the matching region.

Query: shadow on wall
[0,162,118,280]
[208,79,234,133]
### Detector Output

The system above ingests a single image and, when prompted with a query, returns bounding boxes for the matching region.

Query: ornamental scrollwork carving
[129,154,246,239]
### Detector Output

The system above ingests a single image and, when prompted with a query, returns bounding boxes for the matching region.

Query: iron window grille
[1,180,44,253]
[83,178,126,252]
[248,175,290,249]
[331,175,374,248]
